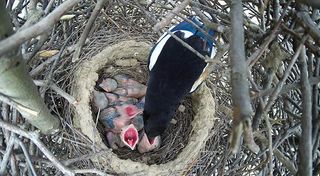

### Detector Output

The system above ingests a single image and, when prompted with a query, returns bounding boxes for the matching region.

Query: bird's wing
[148,30,193,71]
[189,40,217,93]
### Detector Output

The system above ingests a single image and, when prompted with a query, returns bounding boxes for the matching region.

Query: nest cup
[71,40,216,175]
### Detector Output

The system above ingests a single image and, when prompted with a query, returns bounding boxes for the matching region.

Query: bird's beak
[137,133,161,153]
[124,104,143,118]
[120,124,139,150]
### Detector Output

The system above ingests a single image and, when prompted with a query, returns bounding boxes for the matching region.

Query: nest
[71,40,216,175]
[94,56,194,165]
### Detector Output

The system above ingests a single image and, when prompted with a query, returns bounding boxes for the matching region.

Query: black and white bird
[138,16,216,153]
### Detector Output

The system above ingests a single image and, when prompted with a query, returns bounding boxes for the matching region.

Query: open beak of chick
[138,133,161,153]
[120,124,139,150]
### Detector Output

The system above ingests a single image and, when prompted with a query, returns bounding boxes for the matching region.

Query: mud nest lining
[71,40,215,175]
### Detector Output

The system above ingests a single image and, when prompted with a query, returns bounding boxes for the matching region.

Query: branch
[0,0,81,56]
[229,0,259,154]
[33,80,77,106]
[0,120,75,176]
[0,93,39,117]
[255,132,297,175]
[263,36,308,112]
[72,0,107,62]
[16,139,37,176]
[153,0,192,32]
[297,5,320,45]
[297,45,312,176]
[0,133,15,174]
[252,76,320,99]
[247,2,291,67]
[74,169,107,176]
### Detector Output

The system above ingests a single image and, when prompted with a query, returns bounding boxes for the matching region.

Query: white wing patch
[179,30,193,39]
[189,45,216,92]
[149,34,171,71]
[149,30,194,71]
[190,63,209,93]
[156,25,176,43]
[210,45,216,59]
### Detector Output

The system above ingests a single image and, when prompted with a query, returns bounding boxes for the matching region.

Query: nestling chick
[91,90,109,113]
[113,74,147,98]
[120,124,139,150]
[98,78,118,92]
[106,131,125,149]
[137,132,161,153]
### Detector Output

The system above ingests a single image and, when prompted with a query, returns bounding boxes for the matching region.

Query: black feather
[143,32,209,137]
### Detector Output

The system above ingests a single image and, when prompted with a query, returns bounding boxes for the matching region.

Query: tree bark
[229,0,258,154]
[0,1,60,134]
[297,45,312,176]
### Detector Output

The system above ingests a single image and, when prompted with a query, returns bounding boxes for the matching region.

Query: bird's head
[137,131,161,153]
[120,124,139,150]
[143,110,170,138]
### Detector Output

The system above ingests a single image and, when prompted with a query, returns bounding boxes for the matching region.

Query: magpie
[138,16,216,153]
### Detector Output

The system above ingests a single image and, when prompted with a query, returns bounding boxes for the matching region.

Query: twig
[297,45,312,176]
[74,169,108,176]
[9,155,17,176]
[29,55,57,77]
[0,93,39,117]
[44,0,56,15]
[40,33,73,97]
[0,0,81,56]
[192,7,226,33]
[25,32,50,64]
[63,150,109,166]
[153,0,192,32]
[72,0,107,62]
[0,133,15,174]
[263,36,308,113]
[0,120,75,176]
[16,139,37,176]
[33,80,77,105]
[252,76,320,99]
[166,30,208,61]
[229,0,259,154]
[297,5,320,45]
[255,132,297,175]
[264,113,273,176]
[247,2,291,67]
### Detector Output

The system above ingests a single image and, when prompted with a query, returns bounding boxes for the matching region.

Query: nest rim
[71,40,216,175]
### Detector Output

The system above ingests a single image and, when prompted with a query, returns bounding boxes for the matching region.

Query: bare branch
[153,0,192,32]
[0,133,15,174]
[34,80,77,105]
[0,0,81,56]
[229,0,259,154]
[16,139,37,176]
[0,120,75,176]
[297,45,312,176]
[74,169,107,176]
[72,0,108,62]
[263,36,308,113]
[297,5,320,45]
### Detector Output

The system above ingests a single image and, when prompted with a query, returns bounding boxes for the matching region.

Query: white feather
[149,30,195,71]
[190,63,209,93]
[149,34,171,70]
[210,45,216,58]
[190,45,216,92]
